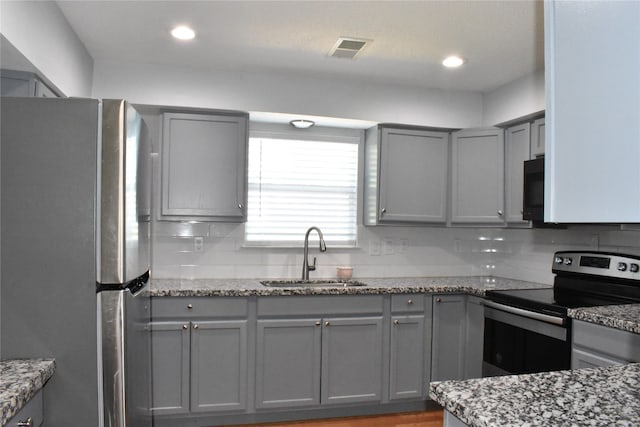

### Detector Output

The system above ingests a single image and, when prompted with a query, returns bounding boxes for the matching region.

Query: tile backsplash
[152,221,640,285]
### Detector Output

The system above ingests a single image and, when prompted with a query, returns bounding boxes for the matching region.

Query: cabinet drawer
[391,294,424,313]
[8,389,43,427]
[257,295,384,317]
[153,297,248,319]
[572,320,640,362]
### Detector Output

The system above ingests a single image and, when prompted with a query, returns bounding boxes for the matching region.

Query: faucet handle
[308,257,317,271]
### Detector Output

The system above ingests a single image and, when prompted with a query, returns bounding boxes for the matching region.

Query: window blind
[245,136,358,247]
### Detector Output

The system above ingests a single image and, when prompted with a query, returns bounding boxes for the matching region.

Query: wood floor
[232,410,444,427]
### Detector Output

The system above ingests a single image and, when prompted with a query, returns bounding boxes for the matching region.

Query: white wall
[0,1,93,96]
[482,69,545,126]
[92,59,483,129]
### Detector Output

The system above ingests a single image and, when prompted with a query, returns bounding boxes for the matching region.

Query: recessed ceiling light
[171,26,195,40]
[442,55,465,68]
[290,119,315,129]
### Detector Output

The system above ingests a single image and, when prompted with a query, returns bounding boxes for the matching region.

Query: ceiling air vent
[329,37,371,59]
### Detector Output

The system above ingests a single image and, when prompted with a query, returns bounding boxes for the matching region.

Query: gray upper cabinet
[505,123,531,225]
[450,128,505,225]
[364,125,449,225]
[545,1,640,222]
[1,69,60,98]
[161,112,248,221]
[529,118,545,159]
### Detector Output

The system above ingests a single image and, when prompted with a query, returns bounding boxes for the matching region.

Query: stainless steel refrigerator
[1,97,152,427]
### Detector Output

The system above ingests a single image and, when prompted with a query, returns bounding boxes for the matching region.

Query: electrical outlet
[369,240,381,256]
[194,236,204,252]
[382,239,394,255]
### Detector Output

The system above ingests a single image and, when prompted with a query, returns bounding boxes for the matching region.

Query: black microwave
[523,157,544,221]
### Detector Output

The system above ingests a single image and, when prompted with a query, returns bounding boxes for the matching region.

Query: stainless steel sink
[260,280,367,288]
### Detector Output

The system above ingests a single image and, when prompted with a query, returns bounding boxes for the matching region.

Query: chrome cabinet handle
[182,324,188,330]
[193,324,199,330]
[393,319,400,325]
[315,321,321,326]
[497,210,504,216]
[381,208,386,215]
[238,203,243,209]
[324,321,330,327]
[435,297,442,303]
[187,304,193,309]
[17,417,33,427]
[407,299,413,305]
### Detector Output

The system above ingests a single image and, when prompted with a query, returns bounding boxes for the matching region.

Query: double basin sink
[261,280,367,288]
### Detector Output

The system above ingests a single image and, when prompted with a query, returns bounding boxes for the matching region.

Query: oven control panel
[553,251,640,281]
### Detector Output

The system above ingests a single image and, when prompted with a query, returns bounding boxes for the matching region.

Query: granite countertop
[568,304,640,334]
[429,363,640,427]
[151,276,551,297]
[0,359,55,426]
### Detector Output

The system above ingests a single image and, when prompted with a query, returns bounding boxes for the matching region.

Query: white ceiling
[56,0,544,93]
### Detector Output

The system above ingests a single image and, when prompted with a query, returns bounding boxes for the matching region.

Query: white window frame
[244,122,363,248]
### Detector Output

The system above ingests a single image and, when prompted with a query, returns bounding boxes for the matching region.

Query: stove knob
[564,257,573,266]
[617,262,628,272]
[630,263,639,273]
[554,256,564,265]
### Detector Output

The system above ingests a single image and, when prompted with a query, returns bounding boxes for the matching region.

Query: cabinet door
[530,118,545,158]
[150,321,190,415]
[545,1,640,222]
[464,296,484,379]
[571,348,625,369]
[505,123,531,225]
[451,129,505,224]
[378,128,448,223]
[321,316,384,404]
[161,112,247,219]
[431,295,466,381]
[190,320,248,412]
[389,315,425,400]
[256,319,322,409]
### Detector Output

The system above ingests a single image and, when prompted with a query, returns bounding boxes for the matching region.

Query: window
[245,126,360,247]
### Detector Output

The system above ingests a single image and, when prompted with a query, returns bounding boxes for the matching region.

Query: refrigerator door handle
[96,270,149,294]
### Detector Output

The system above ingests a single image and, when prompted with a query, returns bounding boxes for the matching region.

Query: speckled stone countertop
[569,304,640,334]
[0,359,55,426]
[430,363,640,427]
[151,276,551,297]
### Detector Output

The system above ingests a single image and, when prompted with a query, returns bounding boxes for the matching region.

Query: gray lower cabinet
[389,314,425,400]
[255,318,322,409]
[571,319,640,369]
[431,294,484,382]
[255,315,384,408]
[321,316,384,404]
[151,321,190,415]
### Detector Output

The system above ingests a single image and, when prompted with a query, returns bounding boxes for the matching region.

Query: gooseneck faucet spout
[302,226,327,280]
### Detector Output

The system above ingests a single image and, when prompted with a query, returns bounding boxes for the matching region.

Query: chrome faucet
[302,226,327,280]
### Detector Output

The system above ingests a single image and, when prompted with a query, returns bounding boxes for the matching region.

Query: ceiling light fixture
[171,25,196,40]
[442,55,465,68]
[290,119,315,129]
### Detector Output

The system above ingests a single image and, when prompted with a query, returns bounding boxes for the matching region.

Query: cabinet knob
[381,208,386,215]
[497,210,504,216]
[238,203,243,209]
[187,304,193,309]
[393,319,400,325]
[193,324,199,330]
[407,299,413,305]
[182,324,189,330]
[315,321,321,326]
[324,321,331,327]
[435,297,442,303]
[17,418,33,427]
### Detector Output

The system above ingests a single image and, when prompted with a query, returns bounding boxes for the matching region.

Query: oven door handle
[483,300,565,326]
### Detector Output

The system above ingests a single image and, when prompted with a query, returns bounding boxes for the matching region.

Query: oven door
[483,301,570,376]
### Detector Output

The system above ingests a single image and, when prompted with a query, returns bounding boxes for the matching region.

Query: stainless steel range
[482,251,640,376]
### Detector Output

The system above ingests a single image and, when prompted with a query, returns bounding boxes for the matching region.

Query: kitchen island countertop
[151,276,550,297]
[0,359,55,426]
[429,363,640,427]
